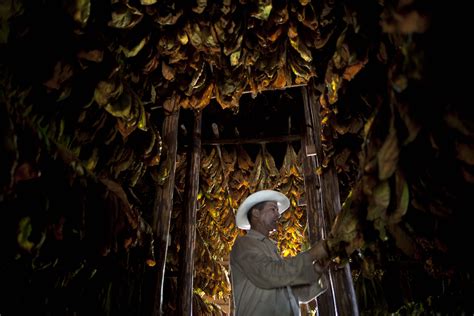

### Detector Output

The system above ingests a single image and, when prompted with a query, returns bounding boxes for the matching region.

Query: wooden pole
[301,86,359,316]
[152,108,180,316]
[301,86,336,316]
[177,110,202,316]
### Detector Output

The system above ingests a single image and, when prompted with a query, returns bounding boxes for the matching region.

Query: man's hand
[308,239,330,262]
[313,260,329,274]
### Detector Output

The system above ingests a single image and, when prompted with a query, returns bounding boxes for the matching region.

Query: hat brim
[236,190,290,230]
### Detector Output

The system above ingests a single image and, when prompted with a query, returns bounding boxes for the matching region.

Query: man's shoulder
[231,231,265,252]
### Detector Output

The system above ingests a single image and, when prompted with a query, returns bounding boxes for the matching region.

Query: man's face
[257,201,280,232]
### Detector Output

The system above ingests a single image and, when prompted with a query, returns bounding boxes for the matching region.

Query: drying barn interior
[0,0,472,315]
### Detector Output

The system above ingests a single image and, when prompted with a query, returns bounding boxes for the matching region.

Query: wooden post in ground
[301,85,359,316]
[152,103,180,316]
[177,110,202,316]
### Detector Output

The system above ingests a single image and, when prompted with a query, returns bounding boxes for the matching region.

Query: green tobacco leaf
[108,2,143,29]
[120,36,149,58]
[63,0,91,27]
[17,217,34,252]
[0,0,23,44]
[251,0,272,20]
[105,90,132,118]
[367,180,390,221]
[388,170,409,224]
[377,125,399,180]
[94,79,123,107]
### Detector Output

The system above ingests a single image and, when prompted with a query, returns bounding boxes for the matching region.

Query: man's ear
[252,208,261,219]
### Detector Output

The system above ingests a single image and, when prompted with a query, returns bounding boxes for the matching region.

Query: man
[230,189,330,316]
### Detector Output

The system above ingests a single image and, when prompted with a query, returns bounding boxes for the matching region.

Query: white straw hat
[236,190,290,230]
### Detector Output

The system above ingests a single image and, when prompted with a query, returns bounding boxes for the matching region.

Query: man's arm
[231,237,319,289]
[291,262,329,302]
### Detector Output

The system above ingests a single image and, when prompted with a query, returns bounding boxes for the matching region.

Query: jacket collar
[246,229,278,245]
[246,229,267,241]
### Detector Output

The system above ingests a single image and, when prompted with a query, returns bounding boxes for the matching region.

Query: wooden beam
[301,86,359,316]
[210,83,307,99]
[301,86,337,316]
[152,108,180,316]
[301,87,323,244]
[177,110,202,316]
[202,134,301,145]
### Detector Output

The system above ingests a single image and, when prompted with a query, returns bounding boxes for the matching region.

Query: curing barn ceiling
[1,0,473,315]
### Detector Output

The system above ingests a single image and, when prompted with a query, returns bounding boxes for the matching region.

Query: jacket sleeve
[292,272,328,303]
[230,236,319,289]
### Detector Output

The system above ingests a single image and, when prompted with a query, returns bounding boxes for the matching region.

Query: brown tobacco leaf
[77,49,103,63]
[143,54,159,74]
[63,0,91,27]
[330,195,360,241]
[236,146,254,171]
[256,25,283,47]
[343,60,367,81]
[289,36,312,63]
[334,148,352,173]
[157,32,181,56]
[455,141,474,165]
[279,144,302,180]
[327,183,366,261]
[0,111,18,190]
[377,123,399,180]
[397,101,421,145]
[382,10,430,34]
[98,178,141,254]
[325,72,342,105]
[188,83,214,111]
[187,61,210,96]
[116,118,136,138]
[185,22,207,51]
[288,50,315,84]
[154,5,183,26]
[461,166,474,184]
[387,223,415,257]
[141,0,157,5]
[192,0,207,14]
[14,162,41,183]
[222,147,237,177]
[297,3,318,31]
[272,1,288,25]
[94,78,123,108]
[43,61,74,90]
[298,0,311,5]
[444,109,474,137]
[215,67,246,109]
[314,26,335,49]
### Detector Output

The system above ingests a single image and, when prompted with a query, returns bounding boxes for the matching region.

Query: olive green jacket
[230,230,327,316]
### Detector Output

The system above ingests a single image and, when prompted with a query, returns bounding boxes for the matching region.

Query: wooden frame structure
[151,86,358,315]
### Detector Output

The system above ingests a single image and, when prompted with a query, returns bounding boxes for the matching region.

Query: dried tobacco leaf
[377,124,399,180]
[108,2,143,29]
[366,180,390,221]
[63,0,91,28]
[250,0,272,21]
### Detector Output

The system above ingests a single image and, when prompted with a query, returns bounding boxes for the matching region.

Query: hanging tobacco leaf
[108,2,143,29]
